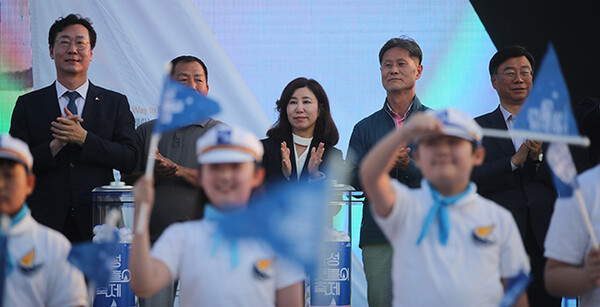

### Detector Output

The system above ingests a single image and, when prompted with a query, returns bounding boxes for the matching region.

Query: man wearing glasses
[10,14,136,242]
[471,46,560,306]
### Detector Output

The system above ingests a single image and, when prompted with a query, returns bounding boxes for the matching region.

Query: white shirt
[545,165,600,306]
[151,219,304,307]
[499,105,524,171]
[372,180,530,307]
[4,211,87,307]
[292,133,312,180]
[55,80,89,116]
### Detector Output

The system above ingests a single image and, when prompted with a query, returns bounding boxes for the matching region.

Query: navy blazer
[10,82,137,239]
[261,136,344,186]
[471,106,589,249]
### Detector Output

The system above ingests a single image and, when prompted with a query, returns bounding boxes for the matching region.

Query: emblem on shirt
[18,248,43,275]
[253,258,274,280]
[472,225,496,246]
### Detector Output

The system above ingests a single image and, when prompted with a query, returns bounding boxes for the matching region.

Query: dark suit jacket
[261,136,344,186]
[471,106,589,250]
[575,97,600,166]
[10,81,137,239]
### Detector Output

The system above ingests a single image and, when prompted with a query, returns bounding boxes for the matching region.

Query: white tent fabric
[29,0,270,136]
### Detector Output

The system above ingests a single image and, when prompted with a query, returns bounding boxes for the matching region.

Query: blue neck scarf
[416,183,472,246]
[1,204,28,277]
[10,204,28,227]
[204,205,240,268]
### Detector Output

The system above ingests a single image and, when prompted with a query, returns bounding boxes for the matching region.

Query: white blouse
[292,133,312,180]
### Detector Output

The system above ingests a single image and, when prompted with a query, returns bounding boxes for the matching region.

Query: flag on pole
[135,76,222,234]
[546,142,599,248]
[215,181,329,274]
[67,239,119,287]
[68,211,121,288]
[513,44,581,139]
[546,143,579,198]
[480,44,589,146]
[153,77,221,134]
[0,215,11,307]
[499,270,531,307]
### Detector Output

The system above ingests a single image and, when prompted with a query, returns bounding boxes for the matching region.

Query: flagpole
[574,189,599,249]
[135,133,160,234]
[480,128,590,147]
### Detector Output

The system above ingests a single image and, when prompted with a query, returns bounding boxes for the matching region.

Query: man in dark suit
[9,14,136,242]
[472,45,566,306]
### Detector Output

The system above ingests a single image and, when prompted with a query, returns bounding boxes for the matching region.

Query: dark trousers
[61,208,86,243]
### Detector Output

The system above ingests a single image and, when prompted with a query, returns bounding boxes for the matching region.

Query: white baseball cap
[196,125,264,164]
[0,135,33,172]
[424,108,483,145]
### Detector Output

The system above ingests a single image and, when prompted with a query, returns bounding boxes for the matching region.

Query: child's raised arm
[129,176,173,297]
[360,113,443,217]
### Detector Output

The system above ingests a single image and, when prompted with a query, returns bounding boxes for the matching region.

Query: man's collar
[384,95,419,117]
[498,105,515,122]
[55,79,89,101]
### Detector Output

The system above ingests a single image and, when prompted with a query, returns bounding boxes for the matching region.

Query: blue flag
[153,77,221,133]
[68,230,119,287]
[547,143,580,198]
[499,270,531,307]
[0,231,7,307]
[513,44,579,137]
[0,214,15,307]
[215,182,329,274]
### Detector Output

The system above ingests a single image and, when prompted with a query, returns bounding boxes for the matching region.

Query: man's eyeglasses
[499,70,533,80]
[55,39,89,51]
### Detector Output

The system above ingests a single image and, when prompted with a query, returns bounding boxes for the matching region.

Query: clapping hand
[393,147,411,171]
[50,107,87,146]
[154,150,178,178]
[308,142,325,178]
[525,139,543,161]
[281,141,292,179]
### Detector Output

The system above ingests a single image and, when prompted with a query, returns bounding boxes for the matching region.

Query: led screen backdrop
[2,0,498,147]
[193,0,499,152]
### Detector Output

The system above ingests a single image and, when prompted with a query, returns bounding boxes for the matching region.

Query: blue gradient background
[194,0,499,153]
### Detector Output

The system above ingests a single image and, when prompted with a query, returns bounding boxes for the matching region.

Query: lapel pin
[95,97,100,101]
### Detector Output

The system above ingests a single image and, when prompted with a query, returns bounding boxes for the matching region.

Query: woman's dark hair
[266,77,339,146]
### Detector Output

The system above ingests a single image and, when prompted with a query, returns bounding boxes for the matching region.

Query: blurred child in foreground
[0,134,86,306]
[360,109,530,306]
[129,125,304,307]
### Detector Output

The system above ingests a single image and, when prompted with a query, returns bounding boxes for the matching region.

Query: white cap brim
[197,149,257,164]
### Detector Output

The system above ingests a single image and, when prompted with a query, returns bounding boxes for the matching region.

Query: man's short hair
[170,55,209,83]
[489,45,535,75]
[48,14,97,49]
[379,36,423,65]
